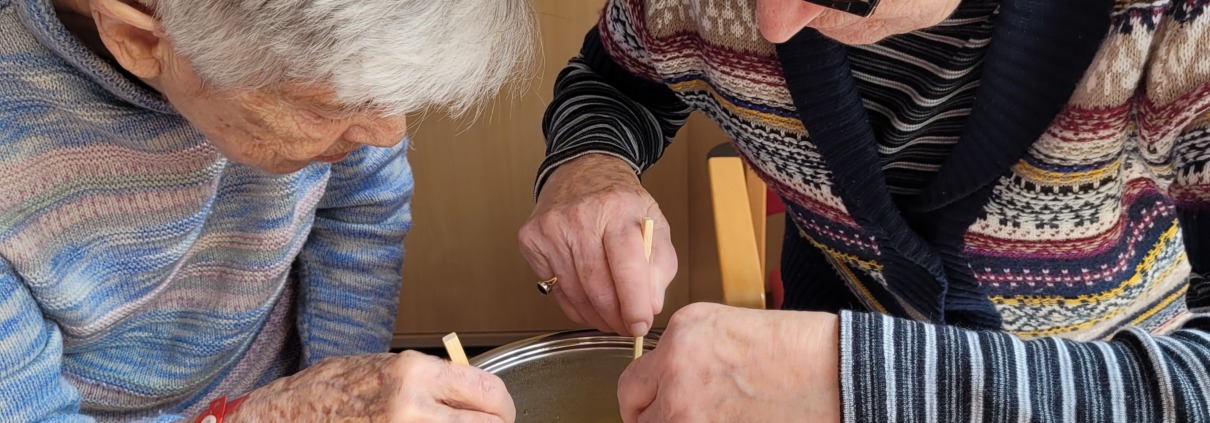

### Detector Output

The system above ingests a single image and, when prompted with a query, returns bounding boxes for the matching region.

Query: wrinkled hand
[226,351,515,423]
[519,154,677,336]
[618,303,840,423]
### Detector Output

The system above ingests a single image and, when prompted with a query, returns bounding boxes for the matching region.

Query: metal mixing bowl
[471,330,659,423]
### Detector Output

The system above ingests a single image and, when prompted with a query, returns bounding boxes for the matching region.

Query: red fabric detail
[194,395,249,423]
[767,189,785,215]
[767,269,785,310]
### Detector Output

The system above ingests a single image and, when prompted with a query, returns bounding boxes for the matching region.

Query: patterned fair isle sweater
[0,0,413,421]
[539,0,1210,420]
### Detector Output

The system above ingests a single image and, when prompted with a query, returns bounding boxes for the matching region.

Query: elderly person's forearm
[295,143,413,364]
[535,27,691,197]
[522,23,694,336]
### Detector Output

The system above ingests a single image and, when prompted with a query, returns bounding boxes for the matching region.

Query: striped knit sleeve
[0,258,94,422]
[840,311,1210,422]
[296,141,412,365]
[535,24,691,196]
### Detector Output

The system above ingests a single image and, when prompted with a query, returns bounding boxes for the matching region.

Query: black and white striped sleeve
[535,27,692,197]
[840,311,1210,422]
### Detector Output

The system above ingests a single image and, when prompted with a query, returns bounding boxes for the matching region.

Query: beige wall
[393,0,733,348]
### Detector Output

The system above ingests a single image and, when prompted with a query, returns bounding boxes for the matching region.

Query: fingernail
[629,322,649,336]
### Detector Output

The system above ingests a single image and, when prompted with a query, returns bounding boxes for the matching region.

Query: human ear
[90,0,164,79]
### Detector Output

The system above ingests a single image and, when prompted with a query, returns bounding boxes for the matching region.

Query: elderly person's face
[156,67,408,174]
[756,0,962,44]
[72,0,408,174]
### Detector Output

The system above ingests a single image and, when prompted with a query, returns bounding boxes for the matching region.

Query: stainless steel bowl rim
[471,330,661,374]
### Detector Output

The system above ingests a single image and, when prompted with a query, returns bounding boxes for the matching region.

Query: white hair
[140,0,536,116]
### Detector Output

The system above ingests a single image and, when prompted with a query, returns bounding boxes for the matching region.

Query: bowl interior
[472,332,654,423]
[491,346,630,422]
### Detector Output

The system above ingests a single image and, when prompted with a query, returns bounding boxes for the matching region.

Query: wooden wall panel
[393,0,694,348]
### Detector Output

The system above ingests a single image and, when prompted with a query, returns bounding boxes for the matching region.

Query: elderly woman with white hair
[0,0,532,421]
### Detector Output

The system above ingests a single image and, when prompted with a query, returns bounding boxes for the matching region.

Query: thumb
[436,363,516,421]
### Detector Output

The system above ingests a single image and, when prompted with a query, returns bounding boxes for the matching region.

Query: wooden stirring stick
[443,332,470,365]
[635,217,655,359]
[642,217,654,261]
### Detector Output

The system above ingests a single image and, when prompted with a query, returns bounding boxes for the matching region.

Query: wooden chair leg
[745,165,768,282]
[707,144,766,309]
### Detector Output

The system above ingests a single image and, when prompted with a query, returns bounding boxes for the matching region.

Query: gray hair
[140,0,535,116]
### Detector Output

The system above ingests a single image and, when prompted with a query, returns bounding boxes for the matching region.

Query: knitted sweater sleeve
[0,258,94,422]
[295,142,413,365]
[840,311,1210,422]
[534,2,692,196]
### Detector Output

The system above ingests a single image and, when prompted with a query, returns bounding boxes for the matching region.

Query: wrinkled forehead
[254,83,371,114]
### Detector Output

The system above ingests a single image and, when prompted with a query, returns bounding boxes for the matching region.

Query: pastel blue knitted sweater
[0,0,414,421]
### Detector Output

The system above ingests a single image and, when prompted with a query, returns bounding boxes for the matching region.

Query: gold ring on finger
[536,277,558,295]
